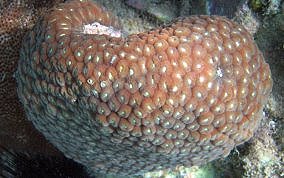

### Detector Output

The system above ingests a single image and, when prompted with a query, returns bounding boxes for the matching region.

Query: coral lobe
[16,0,272,176]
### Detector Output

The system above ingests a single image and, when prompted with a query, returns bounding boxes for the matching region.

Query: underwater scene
[0,0,283,177]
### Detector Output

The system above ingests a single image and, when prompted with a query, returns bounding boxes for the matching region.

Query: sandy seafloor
[0,0,283,177]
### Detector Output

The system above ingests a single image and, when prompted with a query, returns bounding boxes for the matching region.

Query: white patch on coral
[82,22,122,37]
[216,66,224,78]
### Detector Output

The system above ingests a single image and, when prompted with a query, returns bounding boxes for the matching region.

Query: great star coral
[16,0,272,175]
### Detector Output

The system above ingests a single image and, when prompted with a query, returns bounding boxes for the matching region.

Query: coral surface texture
[16,0,273,175]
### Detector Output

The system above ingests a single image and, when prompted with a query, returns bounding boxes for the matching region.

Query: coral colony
[16,0,272,176]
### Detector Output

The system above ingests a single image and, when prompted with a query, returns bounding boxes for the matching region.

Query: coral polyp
[16,0,272,176]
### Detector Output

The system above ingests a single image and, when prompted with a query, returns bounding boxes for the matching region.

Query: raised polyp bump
[167,36,179,47]
[192,45,206,59]
[117,104,132,118]
[143,44,155,57]
[174,26,191,36]
[154,39,169,52]
[198,112,214,125]
[116,59,129,78]
[131,126,142,137]
[161,118,176,129]
[177,129,189,140]
[119,118,134,132]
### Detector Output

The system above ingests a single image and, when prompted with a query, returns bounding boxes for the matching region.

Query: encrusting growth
[16,0,272,175]
[0,0,63,155]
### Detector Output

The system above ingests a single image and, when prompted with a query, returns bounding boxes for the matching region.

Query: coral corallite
[16,0,273,176]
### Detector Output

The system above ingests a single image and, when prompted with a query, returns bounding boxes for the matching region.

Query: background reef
[0,0,64,156]
[0,0,283,177]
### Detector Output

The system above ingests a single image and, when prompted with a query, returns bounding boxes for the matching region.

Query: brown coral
[16,0,273,175]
